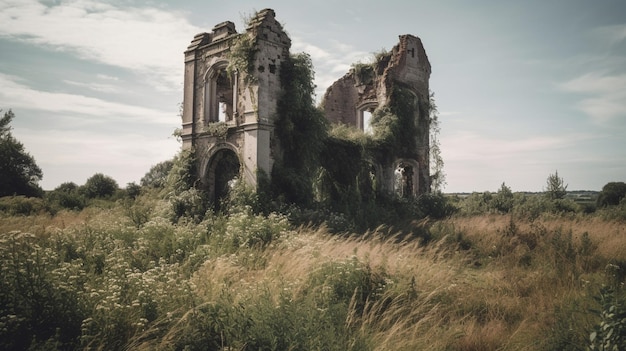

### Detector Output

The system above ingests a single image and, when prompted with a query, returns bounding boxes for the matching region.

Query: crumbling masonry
[181,9,431,205]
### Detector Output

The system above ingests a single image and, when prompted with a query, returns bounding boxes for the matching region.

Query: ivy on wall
[272,52,328,205]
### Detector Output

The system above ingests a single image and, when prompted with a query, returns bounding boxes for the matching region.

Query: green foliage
[125,182,141,199]
[414,192,457,219]
[369,85,418,154]
[545,170,568,200]
[226,32,257,82]
[429,92,446,192]
[0,231,86,350]
[204,121,229,139]
[0,110,43,197]
[597,182,626,207]
[82,173,119,199]
[162,149,208,223]
[596,199,626,221]
[493,182,514,213]
[140,160,174,188]
[165,149,197,195]
[588,286,626,351]
[273,52,328,205]
[306,257,388,314]
[0,196,48,216]
[47,182,86,211]
[351,62,375,85]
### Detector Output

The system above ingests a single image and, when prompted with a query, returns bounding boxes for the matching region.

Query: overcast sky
[1,0,625,192]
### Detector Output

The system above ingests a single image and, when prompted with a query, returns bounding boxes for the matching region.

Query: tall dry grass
[185,214,623,350]
[2,201,622,350]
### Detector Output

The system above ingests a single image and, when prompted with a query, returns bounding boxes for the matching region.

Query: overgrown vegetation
[1,174,625,350]
[0,110,43,197]
[273,52,328,206]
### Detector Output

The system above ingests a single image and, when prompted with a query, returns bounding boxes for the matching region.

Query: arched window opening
[393,160,419,198]
[205,63,235,124]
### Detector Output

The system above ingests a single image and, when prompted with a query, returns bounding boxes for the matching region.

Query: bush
[47,182,86,211]
[588,286,626,351]
[140,160,174,189]
[597,182,626,207]
[414,192,457,219]
[82,173,119,199]
[0,196,48,216]
[0,231,85,350]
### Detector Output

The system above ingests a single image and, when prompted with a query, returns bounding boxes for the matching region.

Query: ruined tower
[182,9,432,205]
[323,35,432,196]
[181,9,290,204]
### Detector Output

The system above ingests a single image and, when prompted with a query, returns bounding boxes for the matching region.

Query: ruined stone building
[181,8,431,205]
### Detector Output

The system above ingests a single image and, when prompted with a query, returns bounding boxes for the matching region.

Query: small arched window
[204,61,237,124]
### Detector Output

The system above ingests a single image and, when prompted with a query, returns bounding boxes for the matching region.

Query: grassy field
[1,193,625,350]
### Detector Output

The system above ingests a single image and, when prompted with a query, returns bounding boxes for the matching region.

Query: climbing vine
[429,92,446,192]
[272,52,328,205]
[369,84,419,156]
[226,32,257,82]
[204,122,229,139]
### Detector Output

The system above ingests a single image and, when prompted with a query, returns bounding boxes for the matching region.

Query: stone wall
[322,34,432,196]
[181,9,433,204]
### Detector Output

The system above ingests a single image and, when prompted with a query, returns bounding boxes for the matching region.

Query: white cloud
[63,79,120,93]
[16,127,179,189]
[0,0,202,90]
[291,35,370,100]
[560,72,626,123]
[592,24,626,46]
[442,131,580,162]
[0,73,174,124]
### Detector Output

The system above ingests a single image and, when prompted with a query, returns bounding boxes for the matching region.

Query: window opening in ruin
[358,102,377,134]
[394,160,419,198]
[363,110,373,134]
[205,64,234,124]
[218,101,229,122]
[208,148,240,209]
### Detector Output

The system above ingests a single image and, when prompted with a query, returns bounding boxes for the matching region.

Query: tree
[0,110,43,197]
[493,182,514,213]
[140,160,174,188]
[597,182,626,207]
[544,170,567,200]
[82,173,119,198]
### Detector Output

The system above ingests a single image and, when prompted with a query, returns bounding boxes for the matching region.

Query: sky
[1,0,625,193]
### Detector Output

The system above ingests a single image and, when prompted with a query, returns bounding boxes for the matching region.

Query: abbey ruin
[181,9,431,206]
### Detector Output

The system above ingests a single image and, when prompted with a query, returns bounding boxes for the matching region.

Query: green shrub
[597,182,626,207]
[140,160,174,189]
[0,196,48,215]
[305,257,388,314]
[82,173,119,199]
[47,182,86,211]
[0,231,85,350]
[588,286,626,351]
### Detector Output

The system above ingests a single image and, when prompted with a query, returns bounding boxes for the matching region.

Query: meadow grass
[1,198,624,350]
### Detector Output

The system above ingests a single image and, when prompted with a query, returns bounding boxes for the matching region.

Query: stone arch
[203,143,241,207]
[393,159,419,198]
[204,59,238,124]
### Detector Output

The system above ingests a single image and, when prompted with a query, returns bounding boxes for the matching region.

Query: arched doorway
[206,148,241,208]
